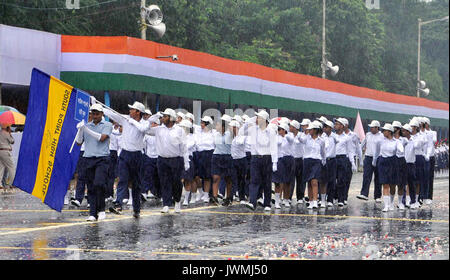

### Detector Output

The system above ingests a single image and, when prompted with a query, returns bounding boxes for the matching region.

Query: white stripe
[61,53,448,120]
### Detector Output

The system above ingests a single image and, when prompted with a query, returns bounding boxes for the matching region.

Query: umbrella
[0,111,26,125]
[0,105,20,114]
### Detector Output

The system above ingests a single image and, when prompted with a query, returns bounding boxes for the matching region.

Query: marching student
[273,122,295,209]
[423,117,437,205]
[288,120,303,205]
[141,112,162,201]
[75,104,112,221]
[146,108,190,214]
[298,121,326,210]
[409,117,428,209]
[241,110,278,211]
[180,119,197,206]
[242,114,252,202]
[401,123,419,209]
[392,121,407,209]
[321,120,338,208]
[195,116,215,203]
[211,115,233,206]
[176,112,185,124]
[229,120,248,204]
[100,100,148,218]
[333,118,355,207]
[294,118,311,205]
[357,120,383,202]
[373,123,404,212]
[418,117,432,205]
[343,118,363,204]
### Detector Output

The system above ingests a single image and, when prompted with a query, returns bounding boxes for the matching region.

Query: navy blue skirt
[273,156,295,184]
[196,150,214,179]
[395,156,407,186]
[302,158,323,183]
[320,158,337,184]
[406,163,417,185]
[182,155,195,181]
[378,156,396,185]
[211,154,232,178]
[415,155,425,184]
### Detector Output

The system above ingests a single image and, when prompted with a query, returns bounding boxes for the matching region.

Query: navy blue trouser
[75,152,88,203]
[232,157,248,200]
[325,158,337,202]
[157,157,184,207]
[141,156,161,197]
[106,150,118,199]
[420,159,431,201]
[336,156,350,203]
[84,156,109,218]
[406,163,417,204]
[428,156,435,200]
[360,156,382,199]
[249,155,272,208]
[244,152,251,197]
[115,150,143,213]
[290,158,305,200]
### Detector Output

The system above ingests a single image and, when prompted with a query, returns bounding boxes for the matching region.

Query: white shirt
[241,119,278,163]
[195,129,215,152]
[322,132,337,159]
[109,128,120,151]
[147,124,186,158]
[394,136,407,158]
[103,108,148,152]
[291,132,305,158]
[185,133,197,158]
[231,134,246,160]
[404,137,416,163]
[362,131,383,157]
[298,134,326,163]
[277,134,294,158]
[143,135,158,158]
[345,130,363,160]
[413,132,427,157]
[425,129,437,158]
[213,130,232,155]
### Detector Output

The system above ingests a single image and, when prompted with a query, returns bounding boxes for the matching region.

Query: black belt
[253,155,271,158]
[327,157,336,161]
[336,155,347,158]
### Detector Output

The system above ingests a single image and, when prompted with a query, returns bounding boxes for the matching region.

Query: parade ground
[0,172,448,261]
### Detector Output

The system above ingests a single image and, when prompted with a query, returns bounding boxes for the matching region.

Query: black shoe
[210,196,220,206]
[304,197,310,202]
[222,198,232,207]
[245,202,255,211]
[141,193,148,202]
[133,211,140,219]
[109,203,122,215]
[70,199,81,207]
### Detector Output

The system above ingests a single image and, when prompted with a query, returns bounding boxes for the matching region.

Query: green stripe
[60,72,449,128]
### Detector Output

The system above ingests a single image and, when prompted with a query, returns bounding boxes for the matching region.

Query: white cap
[267,123,278,132]
[324,120,334,128]
[177,112,185,119]
[229,120,241,128]
[307,122,320,130]
[128,101,146,113]
[381,123,394,132]
[280,117,290,125]
[144,109,152,115]
[409,118,420,127]
[90,103,103,112]
[255,110,270,121]
[317,116,328,123]
[162,108,177,120]
[289,120,300,130]
[278,122,290,132]
[221,114,232,123]
[417,117,426,124]
[185,112,195,121]
[336,118,348,126]
[300,118,311,126]
[368,120,381,128]
[242,114,250,121]
[312,120,323,129]
[402,123,412,133]
[179,119,193,128]
[392,121,402,128]
[201,116,214,124]
[422,117,430,125]
[232,115,243,123]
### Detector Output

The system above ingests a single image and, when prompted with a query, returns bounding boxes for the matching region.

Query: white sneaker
[375,198,382,203]
[382,206,389,212]
[174,202,181,213]
[86,216,97,222]
[389,204,395,211]
[257,198,264,206]
[284,200,290,208]
[297,199,303,205]
[327,202,334,207]
[320,201,326,208]
[344,200,348,205]
[240,200,247,205]
[356,194,369,201]
[127,199,133,206]
[64,195,69,205]
[307,203,314,209]
[275,201,281,209]
[398,203,405,210]
[195,193,202,203]
[122,199,129,204]
[147,193,155,199]
[410,202,418,209]
[98,212,106,220]
[425,199,432,205]
[202,194,210,203]
[182,198,189,206]
[338,202,344,207]
[264,207,271,211]
[161,206,169,213]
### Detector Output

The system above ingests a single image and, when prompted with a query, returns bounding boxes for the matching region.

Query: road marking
[0,246,309,260]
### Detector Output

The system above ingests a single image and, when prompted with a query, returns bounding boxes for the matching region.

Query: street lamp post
[322,0,326,79]
[416,15,449,98]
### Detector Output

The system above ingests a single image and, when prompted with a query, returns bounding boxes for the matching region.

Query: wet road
[0,173,448,260]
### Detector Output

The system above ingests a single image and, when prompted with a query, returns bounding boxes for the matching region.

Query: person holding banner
[99,100,148,218]
[75,104,112,221]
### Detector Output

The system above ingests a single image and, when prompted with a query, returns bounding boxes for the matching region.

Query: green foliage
[0,0,448,102]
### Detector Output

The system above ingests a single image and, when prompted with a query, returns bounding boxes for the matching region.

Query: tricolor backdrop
[59,35,449,127]
[13,69,82,212]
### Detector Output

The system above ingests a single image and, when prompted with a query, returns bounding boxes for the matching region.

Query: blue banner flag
[13,68,88,212]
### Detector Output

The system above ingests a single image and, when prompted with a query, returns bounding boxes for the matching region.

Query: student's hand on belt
[272,162,277,172]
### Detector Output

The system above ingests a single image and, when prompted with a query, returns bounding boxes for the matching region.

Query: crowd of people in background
[58,99,449,221]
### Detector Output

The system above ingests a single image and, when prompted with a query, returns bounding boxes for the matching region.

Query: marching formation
[68,99,447,221]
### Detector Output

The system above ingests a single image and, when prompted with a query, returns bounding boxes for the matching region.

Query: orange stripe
[61,35,449,111]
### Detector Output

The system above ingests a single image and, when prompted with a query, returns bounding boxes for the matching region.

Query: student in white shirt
[106,121,121,202]
[288,120,305,205]
[401,123,420,209]
[229,120,248,204]
[373,124,404,212]
[321,120,338,208]
[343,119,363,204]
[298,121,326,210]
[295,118,311,204]
[141,112,161,201]
[423,117,437,205]
[180,120,197,206]
[273,122,295,209]
[392,121,408,209]
[195,116,215,203]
